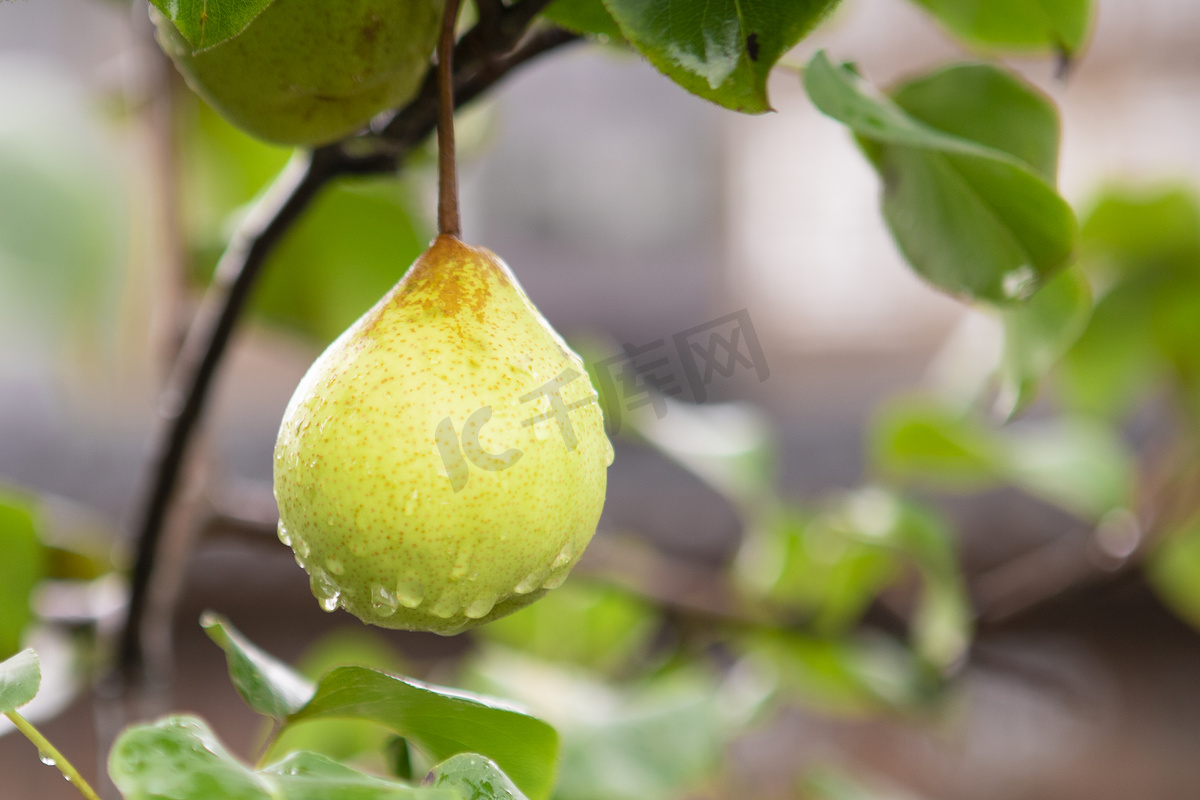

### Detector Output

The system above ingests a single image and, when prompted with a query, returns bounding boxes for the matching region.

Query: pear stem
[437,0,463,238]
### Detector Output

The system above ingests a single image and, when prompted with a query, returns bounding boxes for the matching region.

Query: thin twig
[437,0,464,237]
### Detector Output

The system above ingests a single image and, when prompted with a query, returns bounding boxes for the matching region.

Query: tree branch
[112,147,343,688]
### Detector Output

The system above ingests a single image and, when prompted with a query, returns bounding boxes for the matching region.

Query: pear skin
[274,236,614,634]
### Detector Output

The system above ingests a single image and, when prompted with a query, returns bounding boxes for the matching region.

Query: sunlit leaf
[908,0,1094,55]
[602,0,842,113]
[201,612,315,719]
[0,649,39,713]
[804,53,1076,303]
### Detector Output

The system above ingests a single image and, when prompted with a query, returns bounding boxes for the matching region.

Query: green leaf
[0,649,40,713]
[833,491,971,669]
[999,418,1132,520]
[201,612,315,719]
[287,666,559,800]
[890,63,1061,182]
[804,53,1077,303]
[261,751,456,800]
[745,631,938,714]
[111,716,455,800]
[543,0,624,40]
[0,493,42,660]
[735,507,900,633]
[1058,187,1200,418]
[874,401,1132,521]
[149,0,277,52]
[109,716,273,800]
[908,0,1094,55]
[266,629,408,765]
[999,264,1093,414]
[872,402,1001,490]
[602,0,841,113]
[427,753,530,800]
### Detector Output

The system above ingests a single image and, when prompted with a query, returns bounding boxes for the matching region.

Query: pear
[153,0,444,146]
[273,235,614,634]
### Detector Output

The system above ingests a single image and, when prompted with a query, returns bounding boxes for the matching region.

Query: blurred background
[3,0,1200,798]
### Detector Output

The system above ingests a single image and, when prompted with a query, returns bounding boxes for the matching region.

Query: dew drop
[551,543,574,570]
[310,568,341,613]
[371,584,399,616]
[431,593,459,619]
[293,535,310,559]
[514,571,544,595]
[276,523,291,547]
[542,568,571,590]
[464,593,497,619]
[396,574,424,608]
[39,753,56,767]
[403,490,419,516]
[325,557,344,575]
[602,436,615,466]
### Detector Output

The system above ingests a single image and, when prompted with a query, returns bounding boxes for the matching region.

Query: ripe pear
[273,235,614,634]
[152,0,443,146]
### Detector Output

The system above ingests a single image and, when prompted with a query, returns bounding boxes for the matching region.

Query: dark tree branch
[112,146,343,688]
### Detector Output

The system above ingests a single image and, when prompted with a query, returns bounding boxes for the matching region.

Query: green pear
[153,0,444,146]
[273,235,614,634]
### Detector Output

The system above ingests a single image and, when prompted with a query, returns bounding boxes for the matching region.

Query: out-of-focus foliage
[1058,187,1200,420]
[873,402,1133,521]
[908,0,1094,55]
[468,649,736,800]
[805,54,1076,304]
[0,62,128,367]
[478,580,658,675]
[0,492,42,661]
